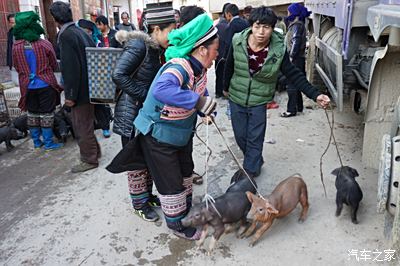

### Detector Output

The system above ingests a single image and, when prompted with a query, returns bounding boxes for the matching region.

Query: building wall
[18,0,40,12]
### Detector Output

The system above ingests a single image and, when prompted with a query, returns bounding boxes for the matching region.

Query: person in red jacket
[12,11,63,151]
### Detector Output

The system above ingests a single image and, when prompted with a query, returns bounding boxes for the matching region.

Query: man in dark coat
[224,4,249,58]
[6,13,15,70]
[50,1,100,173]
[214,3,230,98]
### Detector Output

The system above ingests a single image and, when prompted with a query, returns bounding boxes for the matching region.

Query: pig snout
[181,206,206,227]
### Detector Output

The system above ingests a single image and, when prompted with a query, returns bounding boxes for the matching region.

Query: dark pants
[286,57,306,113]
[140,134,194,195]
[140,133,194,232]
[94,104,112,130]
[230,100,266,176]
[215,58,226,97]
[71,103,100,165]
[26,86,57,114]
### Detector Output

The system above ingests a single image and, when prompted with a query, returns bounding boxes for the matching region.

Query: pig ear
[331,167,340,176]
[265,202,279,214]
[201,208,214,222]
[246,191,255,203]
[351,167,359,177]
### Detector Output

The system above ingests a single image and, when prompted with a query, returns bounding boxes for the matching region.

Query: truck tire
[306,33,325,91]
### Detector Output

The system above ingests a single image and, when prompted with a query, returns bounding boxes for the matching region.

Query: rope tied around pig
[195,120,223,218]
[195,118,265,217]
[320,103,344,198]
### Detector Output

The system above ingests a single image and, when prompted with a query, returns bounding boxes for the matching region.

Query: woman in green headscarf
[108,13,219,240]
[12,11,63,151]
[13,11,45,42]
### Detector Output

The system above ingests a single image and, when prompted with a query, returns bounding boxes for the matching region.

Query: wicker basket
[86,47,123,104]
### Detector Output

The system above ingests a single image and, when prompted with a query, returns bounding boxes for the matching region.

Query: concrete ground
[0,69,393,266]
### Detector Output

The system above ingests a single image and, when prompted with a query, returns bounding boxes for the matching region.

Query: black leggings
[140,134,194,195]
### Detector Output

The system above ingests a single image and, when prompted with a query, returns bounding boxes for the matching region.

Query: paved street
[0,70,391,265]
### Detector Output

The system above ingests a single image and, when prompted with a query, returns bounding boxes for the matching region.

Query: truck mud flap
[362,46,400,169]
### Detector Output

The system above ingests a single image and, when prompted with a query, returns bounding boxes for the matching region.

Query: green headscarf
[165,13,213,61]
[13,11,45,42]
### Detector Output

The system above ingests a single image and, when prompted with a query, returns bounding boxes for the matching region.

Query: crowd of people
[6,1,330,240]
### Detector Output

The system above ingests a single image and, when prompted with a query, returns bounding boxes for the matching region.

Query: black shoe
[134,205,159,222]
[281,111,296,118]
[148,194,161,208]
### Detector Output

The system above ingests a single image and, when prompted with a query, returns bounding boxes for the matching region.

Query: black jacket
[286,19,307,61]
[59,23,95,105]
[224,16,249,58]
[100,28,119,48]
[7,28,13,69]
[216,17,229,61]
[112,31,162,138]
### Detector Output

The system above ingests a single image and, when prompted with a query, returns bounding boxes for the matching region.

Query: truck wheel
[306,33,326,91]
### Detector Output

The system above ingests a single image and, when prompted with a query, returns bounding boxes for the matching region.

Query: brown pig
[244,174,309,246]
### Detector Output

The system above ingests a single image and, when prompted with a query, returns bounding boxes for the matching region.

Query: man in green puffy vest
[223,6,330,177]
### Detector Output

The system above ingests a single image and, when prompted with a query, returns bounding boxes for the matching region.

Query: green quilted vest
[229,28,285,107]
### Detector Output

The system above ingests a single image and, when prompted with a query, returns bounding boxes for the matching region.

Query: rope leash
[202,119,223,218]
[319,103,344,198]
[210,119,266,201]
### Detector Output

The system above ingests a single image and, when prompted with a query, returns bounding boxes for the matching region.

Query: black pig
[0,126,24,152]
[181,170,258,253]
[181,192,251,253]
[332,166,363,224]
[53,106,74,143]
[11,114,28,137]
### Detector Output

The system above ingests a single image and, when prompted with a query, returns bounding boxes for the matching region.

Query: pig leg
[208,225,225,255]
[224,223,239,234]
[249,221,273,247]
[298,188,309,223]
[196,224,208,249]
[335,194,343,217]
[237,218,248,238]
[5,139,14,152]
[350,203,359,224]
[241,221,257,238]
